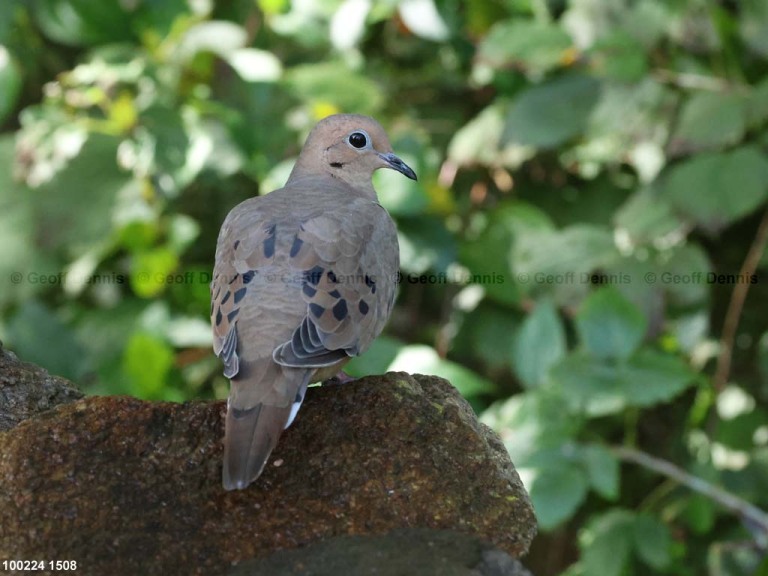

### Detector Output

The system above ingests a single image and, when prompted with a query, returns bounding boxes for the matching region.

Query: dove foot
[322,371,356,386]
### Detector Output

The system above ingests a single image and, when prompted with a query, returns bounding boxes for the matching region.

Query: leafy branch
[613,445,768,548]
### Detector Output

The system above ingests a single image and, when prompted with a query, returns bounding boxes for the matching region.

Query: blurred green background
[2,0,768,574]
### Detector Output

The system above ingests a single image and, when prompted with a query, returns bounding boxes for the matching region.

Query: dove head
[288,114,417,195]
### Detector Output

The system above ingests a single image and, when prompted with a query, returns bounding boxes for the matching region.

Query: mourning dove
[211,114,417,490]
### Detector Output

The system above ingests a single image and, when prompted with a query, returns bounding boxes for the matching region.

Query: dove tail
[222,369,311,491]
[223,403,277,490]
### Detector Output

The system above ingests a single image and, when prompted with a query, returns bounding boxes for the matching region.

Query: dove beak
[380,152,417,181]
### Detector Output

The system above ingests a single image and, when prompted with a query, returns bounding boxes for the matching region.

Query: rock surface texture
[0,369,536,576]
[0,341,83,432]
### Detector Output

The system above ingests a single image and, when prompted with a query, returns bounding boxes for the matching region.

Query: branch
[713,209,768,394]
[652,69,746,93]
[612,446,768,543]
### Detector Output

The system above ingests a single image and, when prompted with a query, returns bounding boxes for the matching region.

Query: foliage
[2,1,768,574]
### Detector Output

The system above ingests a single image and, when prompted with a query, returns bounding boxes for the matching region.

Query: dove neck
[286,168,379,201]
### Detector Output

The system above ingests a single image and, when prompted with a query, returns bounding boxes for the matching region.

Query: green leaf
[551,349,696,416]
[481,390,581,463]
[388,344,496,398]
[122,331,174,399]
[661,244,712,306]
[176,21,247,61]
[258,0,289,15]
[397,0,450,41]
[131,0,191,38]
[614,188,682,245]
[118,221,160,252]
[717,409,765,449]
[621,1,670,49]
[138,105,191,194]
[454,303,519,371]
[580,510,635,576]
[503,74,601,149]
[0,45,21,124]
[33,0,133,46]
[397,217,456,274]
[0,1,24,44]
[449,101,524,167]
[670,92,747,153]
[661,146,768,230]
[226,48,282,82]
[632,513,672,569]
[551,352,626,416]
[461,201,553,306]
[130,247,179,298]
[515,225,616,276]
[683,493,716,534]
[512,299,566,388]
[345,335,403,377]
[167,214,200,254]
[747,77,768,130]
[6,300,87,381]
[581,444,620,500]
[589,31,648,82]
[0,136,40,307]
[575,287,647,361]
[615,348,697,406]
[375,165,429,218]
[529,462,589,530]
[72,300,145,394]
[31,134,130,257]
[573,79,675,180]
[478,19,572,75]
[740,0,768,58]
[165,316,212,348]
[284,63,384,115]
[514,225,618,306]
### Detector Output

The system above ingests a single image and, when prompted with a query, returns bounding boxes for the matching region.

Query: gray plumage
[210,114,416,490]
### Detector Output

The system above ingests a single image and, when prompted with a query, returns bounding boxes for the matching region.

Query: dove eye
[348,132,368,149]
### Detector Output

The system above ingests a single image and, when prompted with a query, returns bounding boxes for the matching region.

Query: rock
[229,528,534,576]
[0,342,83,432]
[0,372,536,575]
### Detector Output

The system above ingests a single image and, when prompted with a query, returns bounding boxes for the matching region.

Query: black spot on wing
[333,299,348,321]
[242,270,255,284]
[233,239,240,250]
[328,289,341,298]
[290,235,304,258]
[220,291,231,305]
[263,224,276,258]
[328,270,338,283]
[365,274,376,294]
[305,265,324,285]
[303,283,317,298]
[234,287,247,304]
[227,309,239,323]
[359,300,369,315]
[215,308,222,326]
[309,303,324,318]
